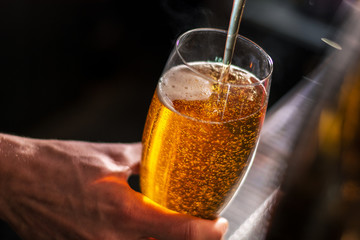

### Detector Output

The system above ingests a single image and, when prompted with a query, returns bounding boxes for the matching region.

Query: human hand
[0,134,228,240]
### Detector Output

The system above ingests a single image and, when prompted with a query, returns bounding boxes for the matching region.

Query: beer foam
[160,65,212,101]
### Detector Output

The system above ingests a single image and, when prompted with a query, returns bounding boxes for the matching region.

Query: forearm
[0,134,11,221]
[0,133,37,222]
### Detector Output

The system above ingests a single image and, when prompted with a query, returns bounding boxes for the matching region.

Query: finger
[95,142,142,174]
[128,189,228,240]
[148,215,228,240]
[121,142,142,174]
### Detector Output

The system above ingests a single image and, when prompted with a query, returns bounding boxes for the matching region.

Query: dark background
[0,0,344,238]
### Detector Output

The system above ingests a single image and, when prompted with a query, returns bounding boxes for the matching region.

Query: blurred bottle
[264,2,360,240]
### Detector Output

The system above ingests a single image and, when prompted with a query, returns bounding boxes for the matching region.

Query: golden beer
[140,62,268,219]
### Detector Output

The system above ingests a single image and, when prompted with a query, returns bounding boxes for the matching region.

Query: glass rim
[175,28,273,87]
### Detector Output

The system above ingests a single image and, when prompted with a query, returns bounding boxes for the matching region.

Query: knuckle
[181,220,223,240]
[183,221,198,240]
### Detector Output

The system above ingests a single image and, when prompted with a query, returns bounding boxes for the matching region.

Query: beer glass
[140,28,273,219]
